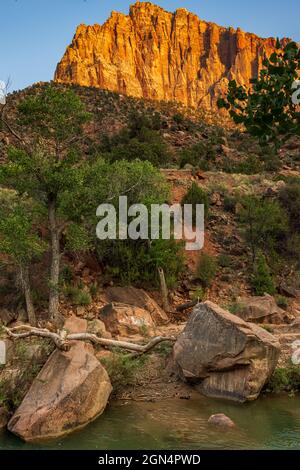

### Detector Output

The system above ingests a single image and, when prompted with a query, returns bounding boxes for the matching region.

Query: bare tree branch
[4,325,68,350]
[3,325,176,354]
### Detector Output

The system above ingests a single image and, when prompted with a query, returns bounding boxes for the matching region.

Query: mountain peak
[54,2,289,108]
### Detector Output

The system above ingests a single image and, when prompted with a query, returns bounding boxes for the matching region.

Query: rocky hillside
[54,2,290,108]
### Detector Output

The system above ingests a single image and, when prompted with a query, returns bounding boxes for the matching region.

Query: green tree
[181,183,209,225]
[252,251,276,296]
[0,191,46,325]
[196,252,218,288]
[0,85,91,324]
[218,42,300,151]
[239,195,288,262]
[99,110,170,167]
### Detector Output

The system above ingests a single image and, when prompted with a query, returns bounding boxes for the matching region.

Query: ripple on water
[1,394,300,450]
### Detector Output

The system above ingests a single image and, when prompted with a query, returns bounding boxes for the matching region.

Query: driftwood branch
[4,325,176,354]
[4,325,68,350]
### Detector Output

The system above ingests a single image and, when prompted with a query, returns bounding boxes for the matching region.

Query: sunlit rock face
[54,2,289,108]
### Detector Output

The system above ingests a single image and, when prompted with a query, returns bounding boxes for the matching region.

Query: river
[1,395,300,450]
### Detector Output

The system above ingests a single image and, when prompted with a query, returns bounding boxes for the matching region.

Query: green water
[1,395,300,450]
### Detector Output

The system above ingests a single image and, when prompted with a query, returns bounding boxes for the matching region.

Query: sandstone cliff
[54,2,289,108]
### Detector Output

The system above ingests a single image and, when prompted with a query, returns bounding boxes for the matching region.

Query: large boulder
[173,301,280,402]
[99,302,156,337]
[237,295,292,324]
[105,286,168,324]
[8,316,112,442]
[281,272,300,298]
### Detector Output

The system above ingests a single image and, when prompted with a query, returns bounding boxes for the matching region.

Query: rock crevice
[55,2,290,108]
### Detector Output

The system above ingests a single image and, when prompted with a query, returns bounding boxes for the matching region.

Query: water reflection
[1,395,300,450]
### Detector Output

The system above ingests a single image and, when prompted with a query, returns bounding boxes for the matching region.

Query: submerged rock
[8,317,112,442]
[173,301,280,402]
[208,414,235,428]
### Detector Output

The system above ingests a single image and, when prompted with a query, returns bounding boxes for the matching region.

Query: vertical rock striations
[55,2,290,108]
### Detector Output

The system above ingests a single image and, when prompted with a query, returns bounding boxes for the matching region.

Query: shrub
[286,233,300,263]
[223,194,237,213]
[97,238,185,289]
[64,286,92,306]
[173,113,185,125]
[100,110,171,167]
[218,254,233,268]
[181,183,209,224]
[101,351,147,395]
[60,265,74,284]
[267,363,300,394]
[276,295,289,310]
[89,283,98,299]
[227,302,243,316]
[232,154,263,175]
[238,195,289,261]
[179,142,215,171]
[279,181,300,232]
[191,287,205,302]
[196,252,218,288]
[252,252,276,296]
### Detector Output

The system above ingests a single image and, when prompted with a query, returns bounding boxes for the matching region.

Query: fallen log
[4,325,176,354]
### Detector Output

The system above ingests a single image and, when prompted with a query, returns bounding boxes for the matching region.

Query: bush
[218,254,233,268]
[279,181,300,232]
[196,252,218,288]
[101,351,147,395]
[232,154,263,175]
[252,252,276,296]
[100,111,171,167]
[179,142,215,171]
[181,183,209,225]
[239,195,289,261]
[227,302,243,316]
[276,295,289,310]
[97,238,185,289]
[223,194,237,213]
[64,286,92,306]
[267,363,300,394]
[173,113,185,125]
[191,287,205,302]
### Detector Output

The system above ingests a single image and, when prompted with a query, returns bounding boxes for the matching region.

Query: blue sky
[1,0,299,91]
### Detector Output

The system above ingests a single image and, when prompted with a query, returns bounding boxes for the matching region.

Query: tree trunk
[20,265,37,327]
[158,267,170,312]
[48,198,61,324]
